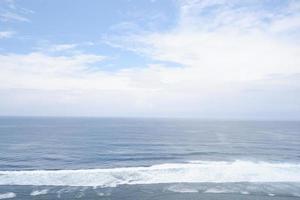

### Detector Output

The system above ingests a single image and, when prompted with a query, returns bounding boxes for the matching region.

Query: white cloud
[0,12,30,22]
[34,41,96,53]
[0,31,14,39]
[141,31,300,82]
[98,0,300,117]
[270,15,300,33]
[0,0,300,118]
[0,52,109,89]
[0,52,167,116]
[106,0,300,84]
[0,0,32,22]
[48,44,78,52]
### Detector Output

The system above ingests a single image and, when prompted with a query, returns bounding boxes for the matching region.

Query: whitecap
[240,191,250,195]
[30,189,48,196]
[167,185,198,193]
[204,188,232,194]
[0,193,16,199]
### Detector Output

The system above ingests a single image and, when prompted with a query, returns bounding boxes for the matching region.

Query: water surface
[0,117,299,199]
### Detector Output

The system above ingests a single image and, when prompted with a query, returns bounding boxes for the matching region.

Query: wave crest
[0,160,300,187]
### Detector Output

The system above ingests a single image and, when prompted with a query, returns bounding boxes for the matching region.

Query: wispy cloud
[106,0,300,79]
[0,52,105,80]
[0,0,32,22]
[86,0,300,117]
[48,44,78,52]
[0,11,29,22]
[34,42,96,54]
[0,30,14,39]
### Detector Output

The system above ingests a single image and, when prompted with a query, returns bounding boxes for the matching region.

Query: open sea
[0,117,300,199]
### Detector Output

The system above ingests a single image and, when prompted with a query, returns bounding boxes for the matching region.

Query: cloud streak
[0,0,32,22]
[0,30,14,38]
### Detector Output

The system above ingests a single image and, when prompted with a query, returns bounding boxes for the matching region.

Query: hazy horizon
[1,115,300,121]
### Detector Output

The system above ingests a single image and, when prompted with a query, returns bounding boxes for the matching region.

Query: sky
[0,0,300,119]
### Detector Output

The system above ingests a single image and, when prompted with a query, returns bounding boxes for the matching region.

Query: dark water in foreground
[0,117,300,199]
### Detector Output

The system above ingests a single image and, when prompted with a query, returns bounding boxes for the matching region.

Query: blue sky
[0,0,300,119]
[0,0,177,68]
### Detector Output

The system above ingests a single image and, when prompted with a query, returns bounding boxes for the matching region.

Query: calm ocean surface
[0,117,300,199]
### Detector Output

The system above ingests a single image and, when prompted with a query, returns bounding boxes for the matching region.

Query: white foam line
[167,185,198,193]
[0,160,300,187]
[0,193,16,199]
[204,188,232,194]
[30,189,48,196]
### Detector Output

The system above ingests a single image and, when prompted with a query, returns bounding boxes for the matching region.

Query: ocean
[0,117,299,199]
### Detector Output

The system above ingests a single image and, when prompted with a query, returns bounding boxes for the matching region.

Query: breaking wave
[0,193,16,199]
[0,160,300,187]
[30,189,49,196]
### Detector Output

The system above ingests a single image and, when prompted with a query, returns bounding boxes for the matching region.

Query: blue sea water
[0,117,300,199]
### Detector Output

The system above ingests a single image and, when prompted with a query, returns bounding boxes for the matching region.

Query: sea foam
[0,193,16,199]
[0,160,300,187]
[30,189,48,196]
